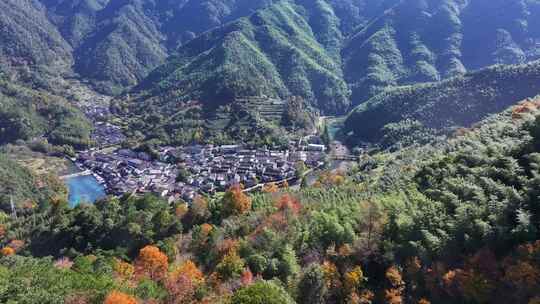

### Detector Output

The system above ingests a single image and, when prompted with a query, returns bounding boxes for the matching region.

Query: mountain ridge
[344,59,540,147]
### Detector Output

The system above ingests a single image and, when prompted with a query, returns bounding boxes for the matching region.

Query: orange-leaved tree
[241,269,254,286]
[175,203,189,220]
[0,246,15,257]
[263,182,279,193]
[103,291,138,304]
[190,195,209,224]
[275,194,302,216]
[166,260,205,304]
[171,260,205,284]
[135,245,169,281]
[222,184,252,216]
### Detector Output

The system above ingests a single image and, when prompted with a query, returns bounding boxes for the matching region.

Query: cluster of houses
[77,149,178,198]
[92,121,126,146]
[75,144,326,203]
[81,104,126,146]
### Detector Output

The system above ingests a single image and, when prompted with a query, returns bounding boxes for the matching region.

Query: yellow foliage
[344,266,365,291]
[223,184,252,216]
[263,182,279,193]
[322,261,340,289]
[114,259,134,280]
[386,266,404,288]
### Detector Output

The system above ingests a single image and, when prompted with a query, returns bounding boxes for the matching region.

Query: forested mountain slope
[0,77,93,149]
[131,0,540,117]
[344,60,540,146]
[3,0,539,115]
[134,1,350,115]
[343,0,540,105]
[0,0,279,93]
[0,0,73,86]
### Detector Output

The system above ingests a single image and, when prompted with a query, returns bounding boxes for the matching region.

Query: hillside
[127,0,540,122]
[343,0,540,105]
[0,153,67,212]
[0,78,93,149]
[134,1,351,115]
[343,60,540,146]
[0,0,73,87]
[2,0,281,94]
[3,0,539,114]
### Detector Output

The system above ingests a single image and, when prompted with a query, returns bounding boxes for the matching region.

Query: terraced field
[206,96,286,132]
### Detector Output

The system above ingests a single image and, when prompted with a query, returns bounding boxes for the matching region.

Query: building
[307,144,327,152]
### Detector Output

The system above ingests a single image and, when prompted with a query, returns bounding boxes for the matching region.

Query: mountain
[0,77,93,149]
[0,0,279,93]
[134,1,351,115]
[343,60,540,146]
[2,0,540,103]
[0,0,73,87]
[35,0,281,94]
[129,0,540,118]
[343,0,540,106]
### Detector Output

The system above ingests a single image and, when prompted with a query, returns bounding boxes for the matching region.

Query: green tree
[298,264,327,304]
[231,280,296,304]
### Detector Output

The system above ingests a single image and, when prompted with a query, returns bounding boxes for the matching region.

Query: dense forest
[0,77,93,149]
[344,60,540,147]
[2,99,540,303]
[2,0,540,112]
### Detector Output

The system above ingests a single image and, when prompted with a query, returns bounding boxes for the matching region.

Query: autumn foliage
[241,269,254,286]
[165,272,196,304]
[315,171,345,187]
[114,259,135,280]
[8,239,24,252]
[1,246,15,256]
[263,182,279,193]
[222,184,252,216]
[171,260,204,284]
[512,98,540,120]
[275,194,302,215]
[384,266,404,304]
[135,245,169,281]
[344,266,365,292]
[104,291,138,304]
[175,203,189,219]
[166,260,205,304]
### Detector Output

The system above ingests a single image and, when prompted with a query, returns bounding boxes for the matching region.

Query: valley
[2,1,540,304]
